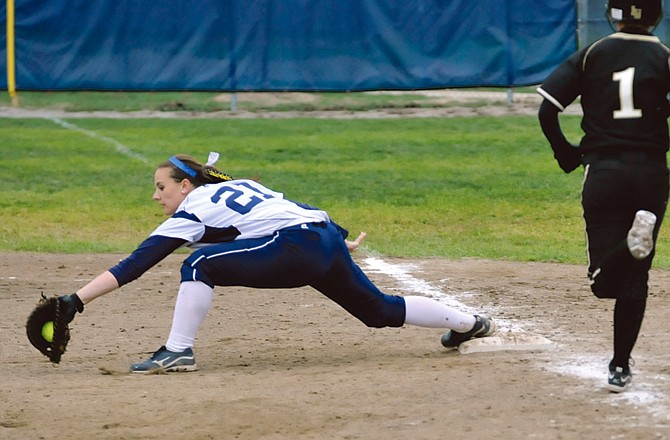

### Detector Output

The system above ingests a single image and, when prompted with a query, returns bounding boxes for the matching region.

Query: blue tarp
[2,0,576,91]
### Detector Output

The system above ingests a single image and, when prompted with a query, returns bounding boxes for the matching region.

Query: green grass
[1,110,668,268]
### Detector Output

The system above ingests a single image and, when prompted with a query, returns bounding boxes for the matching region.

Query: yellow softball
[41,321,54,343]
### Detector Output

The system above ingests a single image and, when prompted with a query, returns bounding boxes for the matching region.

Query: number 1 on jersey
[612,67,642,119]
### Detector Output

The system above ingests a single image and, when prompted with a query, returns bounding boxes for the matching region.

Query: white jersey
[150,179,330,248]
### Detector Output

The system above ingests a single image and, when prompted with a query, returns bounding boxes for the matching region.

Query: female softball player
[57,152,495,372]
[537,0,669,393]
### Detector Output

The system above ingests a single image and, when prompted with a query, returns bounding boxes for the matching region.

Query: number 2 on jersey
[210,182,274,215]
[612,67,642,119]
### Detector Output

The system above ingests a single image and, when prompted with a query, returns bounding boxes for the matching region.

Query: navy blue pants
[180,222,406,328]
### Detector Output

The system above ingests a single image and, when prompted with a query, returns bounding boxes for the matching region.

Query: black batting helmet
[607,0,663,28]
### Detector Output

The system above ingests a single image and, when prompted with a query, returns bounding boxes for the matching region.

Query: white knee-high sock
[403,296,475,332]
[166,281,213,352]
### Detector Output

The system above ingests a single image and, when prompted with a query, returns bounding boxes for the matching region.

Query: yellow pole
[6,0,19,107]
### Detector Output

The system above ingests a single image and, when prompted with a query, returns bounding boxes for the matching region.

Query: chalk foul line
[47,117,150,164]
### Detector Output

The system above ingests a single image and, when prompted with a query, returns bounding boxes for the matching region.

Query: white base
[457,333,555,354]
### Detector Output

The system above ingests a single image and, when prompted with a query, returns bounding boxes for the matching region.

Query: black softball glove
[26,293,84,363]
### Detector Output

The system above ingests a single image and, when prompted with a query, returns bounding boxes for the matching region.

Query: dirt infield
[1,251,670,439]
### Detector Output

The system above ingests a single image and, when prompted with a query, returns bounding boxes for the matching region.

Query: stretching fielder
[54,153,495,372]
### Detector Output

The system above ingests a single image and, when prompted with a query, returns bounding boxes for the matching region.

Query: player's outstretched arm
[75,271,120,304]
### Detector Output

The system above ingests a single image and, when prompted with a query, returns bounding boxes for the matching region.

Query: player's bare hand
[345,232,367,252]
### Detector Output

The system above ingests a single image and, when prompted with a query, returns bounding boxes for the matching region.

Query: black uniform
[537,27,669,372]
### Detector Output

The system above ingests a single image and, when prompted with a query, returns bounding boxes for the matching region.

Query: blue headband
[169,156,197,178]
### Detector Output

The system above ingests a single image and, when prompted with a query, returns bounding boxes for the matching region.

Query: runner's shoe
[607,365,632,393]
[440,315,496,348]
[130,345,197,373]
[627,210,657,260]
